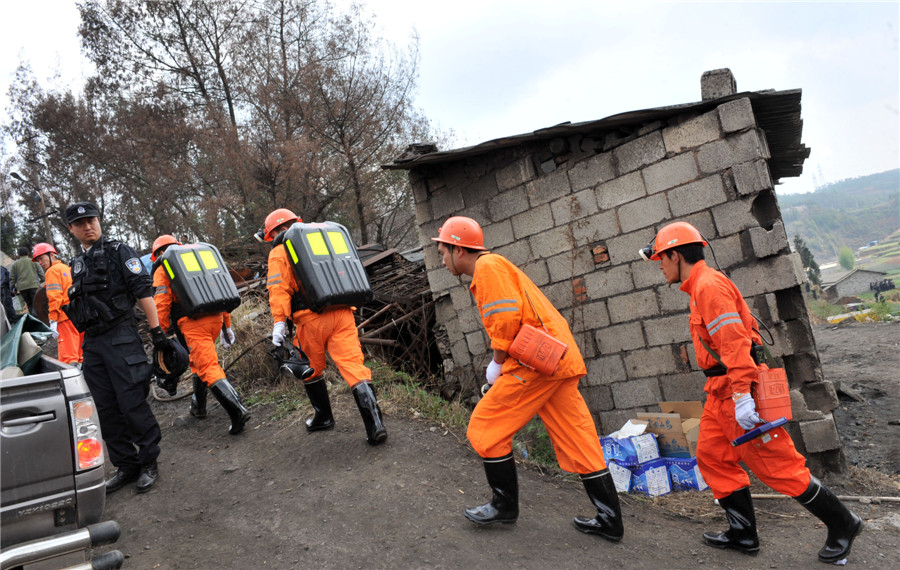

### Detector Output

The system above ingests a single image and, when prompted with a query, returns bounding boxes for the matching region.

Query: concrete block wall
[411,95,840,473]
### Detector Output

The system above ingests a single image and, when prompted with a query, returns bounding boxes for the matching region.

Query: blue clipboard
[731,417,788,447]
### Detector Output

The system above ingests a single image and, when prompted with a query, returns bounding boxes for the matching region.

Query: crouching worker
[32,242,84,365]
[643,221,862,563]
[432,216,623,541]
[262,208,386,445]
[151,234,249,435]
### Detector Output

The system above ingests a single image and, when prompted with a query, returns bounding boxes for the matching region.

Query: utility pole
[10,172,53,243]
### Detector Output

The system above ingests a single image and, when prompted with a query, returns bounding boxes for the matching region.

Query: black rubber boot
[303,377,335,432]
[464,454,519,525]
[189,375,207,419]
[573,469,624,542]
[795,476,863,563]
[209,378,251,435]
[352,382,387,445]
[703,487,760,555]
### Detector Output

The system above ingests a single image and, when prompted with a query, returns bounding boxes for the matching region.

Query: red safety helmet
[151,234,182,262]
[431,216,486,251]
[641,221,708,261]
[32,243,58,261]
[263,208,302,242]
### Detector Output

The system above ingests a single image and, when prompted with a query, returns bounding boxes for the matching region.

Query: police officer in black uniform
[64,202,168,494]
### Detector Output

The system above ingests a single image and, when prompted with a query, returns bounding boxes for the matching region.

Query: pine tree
[793,234,821,286]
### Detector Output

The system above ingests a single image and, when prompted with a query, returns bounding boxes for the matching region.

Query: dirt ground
[81,322,897,569]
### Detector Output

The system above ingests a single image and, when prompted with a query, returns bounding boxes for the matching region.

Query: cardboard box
[665,457,709,491]
[629,458,672,496]
[637,401,703,458]
[600,431,660,467]
[607,461,632,493]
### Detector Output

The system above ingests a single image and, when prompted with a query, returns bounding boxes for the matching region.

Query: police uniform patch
[73,260,84,274]
[126,258,143,274]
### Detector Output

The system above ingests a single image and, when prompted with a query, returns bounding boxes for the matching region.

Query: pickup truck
[0,309,124,569]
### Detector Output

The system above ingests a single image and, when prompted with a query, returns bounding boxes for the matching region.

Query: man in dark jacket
[9,246,44,316]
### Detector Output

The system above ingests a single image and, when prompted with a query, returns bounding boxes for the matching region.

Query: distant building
[821,268,887,300]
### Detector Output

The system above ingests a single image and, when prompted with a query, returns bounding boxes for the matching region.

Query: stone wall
[405,84,844,473]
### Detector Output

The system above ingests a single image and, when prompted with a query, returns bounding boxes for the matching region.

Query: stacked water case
[282,222,373,312]
[160,243,241,316]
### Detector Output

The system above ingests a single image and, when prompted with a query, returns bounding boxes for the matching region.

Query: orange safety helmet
[430,216,486,250]
[641,221,707,261]
[32,242,58,261]
[263,208,302,242]
[151,234,181,262]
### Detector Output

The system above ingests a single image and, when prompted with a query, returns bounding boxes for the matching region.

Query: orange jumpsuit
[266,244,370,387]
[466,253,606,474]
[45,259,83,364]
[683,260,810,499]
[153,266,231,385]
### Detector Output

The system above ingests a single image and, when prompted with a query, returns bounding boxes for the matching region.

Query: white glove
[220,327,236,348]
[49,320,59,339]
[486,360,502,385]
[271,321,286,346]
[734,394,762,430]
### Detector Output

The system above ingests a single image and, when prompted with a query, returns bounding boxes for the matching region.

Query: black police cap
[65,202,101,225]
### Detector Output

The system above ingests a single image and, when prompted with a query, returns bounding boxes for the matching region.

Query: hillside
[779,169,899,263]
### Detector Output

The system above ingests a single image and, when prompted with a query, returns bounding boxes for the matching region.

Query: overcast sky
[3,1,898,195]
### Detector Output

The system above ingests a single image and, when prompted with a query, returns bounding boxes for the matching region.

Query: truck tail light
[70,398,104,471]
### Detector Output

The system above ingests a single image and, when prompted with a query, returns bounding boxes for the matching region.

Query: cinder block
[411,178,429,205]
[571,210,620,246]
[730,253,805,297]
[614,131,666,174]
[643,315,691,346]
[799,415,842,453]
[568,151,616,191]
[701,130,769,174]
[530,225,575,259]
[597,409,637,436]
[585,354,627,386]
[584,264,635,300]
[488,186,530,221]
[543,280,576,312]
[428,266,459,293]
[511,203,554,239]
[449,286,473,309]
[790,390,826,421]
[457,305,483,335]
[718,97,756,133]
[631,259,662,289]
[618,192,671,233]
[547,248,596,284]
[701,68,737,101]
[732,159,773,197]
[551,188,599,225]
[528,170,572,207]
[575,331,597,359]
[581,384,615,412]
[709,233,744,270]
[595,321,645,354]
[711,197,757,236]
[668,175,728,217]
[422,240,442,270]
[749,220,789,259]
[783,352,825,386]
[595,171,647,209]
[659,372,707,402]
[465,330,487,355]
[493,239,532,267]
[662,110,721,154]
[608,289,659,323]
[643,153,699,195]
[611,377,663,409]
[496,157,537,191]
[450,340,471,367]
[415,199,433,226]
[570,300,610,333]
[430,187,465,219]
[800,381,839,414]
[521,259,550,287]
[457,201,490,226]
[606,227,656,265]
[482,219,515,249]
[623,346,679,377]
[657,286,688,314]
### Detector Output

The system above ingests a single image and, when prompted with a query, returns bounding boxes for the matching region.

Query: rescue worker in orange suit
[32,243,84,365]
[433,216,623,540]
[644,221,862,563]
[151,235,250,435]
[262,208,387,445]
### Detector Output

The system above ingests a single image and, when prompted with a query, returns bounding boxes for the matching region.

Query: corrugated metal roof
[383,89,809,183]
